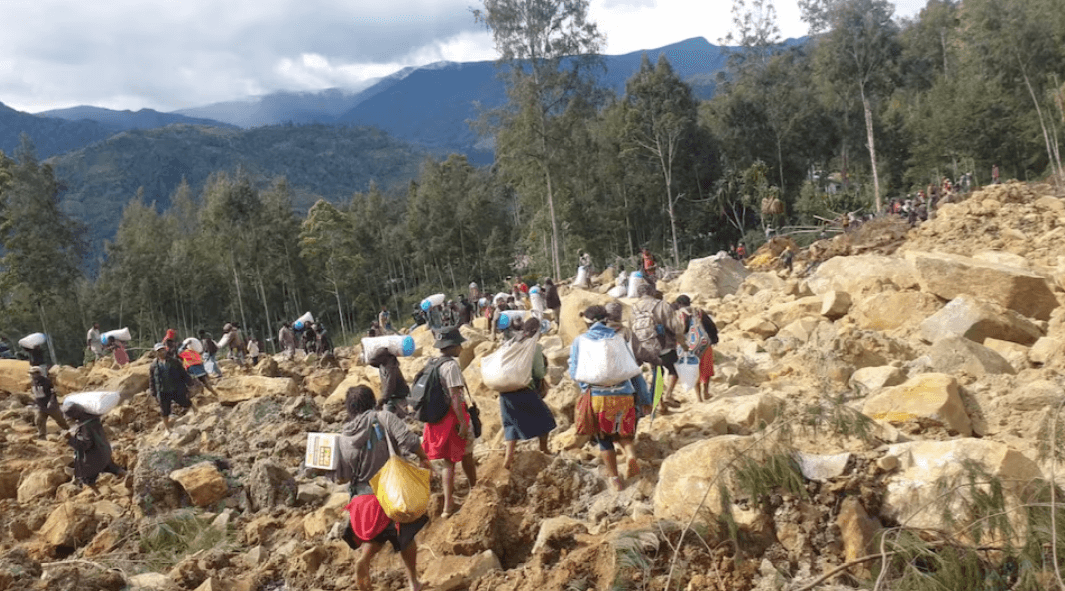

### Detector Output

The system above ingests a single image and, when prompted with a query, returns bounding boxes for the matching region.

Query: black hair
[345,385,377,419]
[675,295,692,307]
[583,305,609,323]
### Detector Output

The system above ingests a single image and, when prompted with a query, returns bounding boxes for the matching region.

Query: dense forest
[1,0,1062,365]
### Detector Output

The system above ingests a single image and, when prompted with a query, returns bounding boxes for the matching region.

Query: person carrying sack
[65,403,126,493]
[335,386,431,591]
[30,366,68,440]
[569,305,652,491]
[485,318,556,470]
[674,295,719,402]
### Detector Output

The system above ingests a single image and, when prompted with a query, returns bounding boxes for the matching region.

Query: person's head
[165,328,177,342]
[582,305,609,324]
[675,294,692,308]
[344,385,377,420]
[198,330,206,338]
[605,302,623,323]
[153,342,167,359]
[434,328,465,356]
[64,402,93,423]
[522,318,541,339]
[223,323,233,332]
[507,296,516,304]
[637,283,654,298]
[92,322,99,329]
[28,365,43,378]
[544,278,554,286]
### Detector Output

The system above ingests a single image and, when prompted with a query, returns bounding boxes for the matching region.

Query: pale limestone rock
[848,366,905,395]
[918,296,1043,345]
[929,336,1016,377]
[983,338,1030,372]
[764,296,823,329]
[776,317,821,343]
[37,501,98,548]
[795,452,851,482]
[862,373,972,436]
[653,435,757,522]
[837,497,880,564]
[820,291,852,320]
[851,291,942,333]
[16,469,67,503]
[420,550,502,591]
[906,250,1058,320]
[807,255,919,296]
[1029,336,1064,366]
[880,439,1041,533]
[1010,380,1065,412]
[213,375,298,405]
[676,254,750,300]
[0,359,31,394]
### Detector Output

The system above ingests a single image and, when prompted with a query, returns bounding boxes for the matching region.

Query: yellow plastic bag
[369,434,431,523]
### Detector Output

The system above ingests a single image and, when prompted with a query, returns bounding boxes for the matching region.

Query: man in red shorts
[422,329,478,517]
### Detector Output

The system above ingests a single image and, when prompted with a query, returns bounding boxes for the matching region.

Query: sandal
[610,476,624,491]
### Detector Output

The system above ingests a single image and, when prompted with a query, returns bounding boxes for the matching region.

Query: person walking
[422,329,478,517]
[569,305,651,491]
[65,403,126,493]
[149,342,198,433]
[279,322,297,359]
[86,322,105,362]
[178,340,221,397]
[631,283,682,413]
[498,319,555,470]
[248,338,261,365]
[30,366,68,440]
[336,386,430,591]
[368,348,411,418]
[674,295,719,402]
[198,330,223,378]
[543,278,561,325]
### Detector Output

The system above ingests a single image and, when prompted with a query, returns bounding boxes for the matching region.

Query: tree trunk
[230,254,249,333]
[37,301,58,367]
[1021,68,1061,179]
[860,88,882,212]
[330,276,347,342]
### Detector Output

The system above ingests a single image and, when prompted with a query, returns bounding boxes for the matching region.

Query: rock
[52,365,88,395]
[530,516,588,555]
[213,375,298,405]
[559,288,623,347]
[880,439,1041,533]
[676,254,750,300]
[764,296,823,329]
[820,290,852,320]
[134,447,188,515]
[906,250,1058,320]
[851,291,943,332]
[322,367,380,416]
[247,459,296,511]
[103,365,150,399]
[737,315,778,338]
[776,317,821,343]
[303,492,349,539]
[1010,380,1065,412]
[795,451,851,482]
[837,497,880,564]
[929,336,1017,377]
[701,393,782,434]
[38,501,99,548]
[297,482,330,506]
[982,338,1030,371]
[421,550,502,591]
[918,296,1043,346]
[650,403,729,444]
[303,368,345,397]
[807,255,919,296]
[127,572,180,590]
[848,366,905,395]
[169,461,229,507]
[861,373,972,436]
[0,472,20,499]
[653,435,756,522]
[256,356,280,377]
[1029,336,1064,366]
[17,469,68,502]
[740,272,786,295]
[0,359,31,394]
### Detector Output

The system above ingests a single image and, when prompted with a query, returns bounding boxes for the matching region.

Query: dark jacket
[336,410,421,495]
[149,358,194,397]
[544,284,561,309]
[368,349,410,404]
[66,404,114,485]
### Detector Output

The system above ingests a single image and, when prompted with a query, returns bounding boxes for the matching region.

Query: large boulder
[848,366,906,395]
[213,375,298,405]
[764,296,824,328]
[133,447,188,515]
[861,373,972,436]
[918,296,1043,346]
[303,368,346,398]
[37,502,99,548]
[169,462,229,507]
[906,250,1058,320]
[246,459,297,511]
[880,440,1041,533]
[558,288,619,347]
[676,254,750,300]
[17,469,67,503]
[851,291,943,333]
[929,336,1017,377]
[653,435,756,522]
[806,255,919,296]
[0,359,31,393]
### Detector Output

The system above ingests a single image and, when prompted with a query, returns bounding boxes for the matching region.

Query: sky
[0,0,927,114]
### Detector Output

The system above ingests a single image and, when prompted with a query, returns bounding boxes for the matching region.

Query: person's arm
[68,424,94,451]
[631,374,653,410]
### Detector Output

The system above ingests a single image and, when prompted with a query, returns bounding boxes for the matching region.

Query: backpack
[685,309,712,357]
[632,300,663,355]
[410,357,452,423]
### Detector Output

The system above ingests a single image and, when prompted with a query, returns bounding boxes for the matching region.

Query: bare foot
[610,476,624,491]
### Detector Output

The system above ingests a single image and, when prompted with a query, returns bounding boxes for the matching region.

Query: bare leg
[503,440,516,469]
[538,434,550,454]
[441,459,457,515]
[620,439,639,478]
[356,541,384,591]
[400,540,422,591]
[162,414,172,433]
[664,374,679,403]
[461,453,477,488]
[600,448,623,490]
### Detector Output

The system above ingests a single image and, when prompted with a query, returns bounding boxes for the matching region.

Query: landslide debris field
[4,180,1065,591]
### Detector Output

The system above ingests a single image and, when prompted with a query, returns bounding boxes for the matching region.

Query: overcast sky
[0,0,926,114]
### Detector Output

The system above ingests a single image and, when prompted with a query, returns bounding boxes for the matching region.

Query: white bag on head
[182,337,204,354]
[574,331,641,387]
[19,333,47,349]
[101,327,131,343]
[61,391,121,416]
[481,336,540,393]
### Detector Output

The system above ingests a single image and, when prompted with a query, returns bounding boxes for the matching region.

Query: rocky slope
[2,180,1065,591]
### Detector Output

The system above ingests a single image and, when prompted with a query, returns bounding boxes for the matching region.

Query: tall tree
[815,0,900,212]
[722,0,783,75]
[473,0,605,281]
[624,54,699,266]
[299,200,363,340]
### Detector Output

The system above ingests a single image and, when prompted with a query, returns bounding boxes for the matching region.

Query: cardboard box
[305,433,341,470]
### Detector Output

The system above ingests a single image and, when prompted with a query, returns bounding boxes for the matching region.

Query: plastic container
[182,337,204,354]
[575,266,589,288]
[18,333,47,349]
[493,292,509,305]
[529,291,546,314]
[101,327,131,344]
[627,271,645,298]
[362,335,416,361]
[61,391,122,416]
[420,293,445,311]
[305,432,341,470]
[497,309,526,331]
[676,352,700,393]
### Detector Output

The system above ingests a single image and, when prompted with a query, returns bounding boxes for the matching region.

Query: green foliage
[611,530,659,591]
[138,510,232,572]
[732,451,807,509]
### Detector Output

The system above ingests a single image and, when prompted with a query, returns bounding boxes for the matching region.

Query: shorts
[659,349,678,377]
[158,389,192,418]
[422,405,471,463]
[343,513,429,553]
